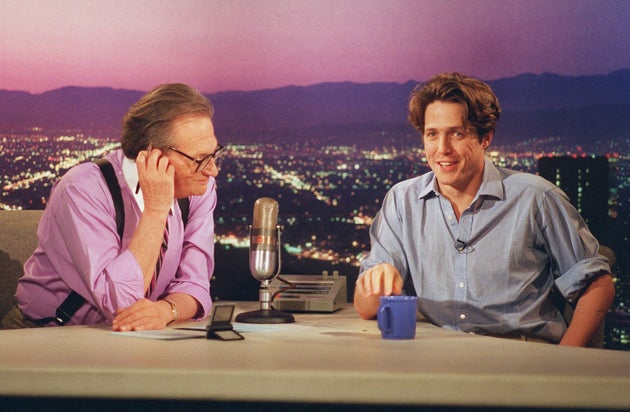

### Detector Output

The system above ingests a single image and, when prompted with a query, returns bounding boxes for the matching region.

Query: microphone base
[235,308,295,324]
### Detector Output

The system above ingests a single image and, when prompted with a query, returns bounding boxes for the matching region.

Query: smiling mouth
[437,161,457,167]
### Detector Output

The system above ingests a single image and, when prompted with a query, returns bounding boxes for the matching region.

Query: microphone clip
[454,239,473,253]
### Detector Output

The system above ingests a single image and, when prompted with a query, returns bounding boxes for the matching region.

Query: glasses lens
[197,157,212,172]
[196,146,225,172]
[213,146,225,162]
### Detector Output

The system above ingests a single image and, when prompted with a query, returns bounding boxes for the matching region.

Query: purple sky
[2,0,629,94]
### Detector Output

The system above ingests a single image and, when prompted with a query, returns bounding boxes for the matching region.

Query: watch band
[163,298,178,323]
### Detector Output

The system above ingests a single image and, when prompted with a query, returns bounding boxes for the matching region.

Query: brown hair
[408,73,501,142]
[121,83,214,159]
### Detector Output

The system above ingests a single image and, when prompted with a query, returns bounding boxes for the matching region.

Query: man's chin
[177,185,206,198]
[190,184,208,196]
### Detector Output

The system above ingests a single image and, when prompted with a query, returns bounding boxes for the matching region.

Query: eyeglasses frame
[168,144,225,173]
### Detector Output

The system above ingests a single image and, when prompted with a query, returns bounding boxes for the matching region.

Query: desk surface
[1,303,629,410]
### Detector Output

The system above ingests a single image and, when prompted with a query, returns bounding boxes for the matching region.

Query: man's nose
[437,135,452,153]
[201,160,219,177]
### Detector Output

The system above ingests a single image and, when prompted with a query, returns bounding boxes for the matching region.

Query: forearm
[560,274,615,347]
[162,292,202,322]
[113,293,202,331]
[128,209,170,291]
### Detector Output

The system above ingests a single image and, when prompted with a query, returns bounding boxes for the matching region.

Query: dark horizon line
[3,68,629,96]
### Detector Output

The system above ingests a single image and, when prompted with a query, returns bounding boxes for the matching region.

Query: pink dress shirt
[15,150,215,325]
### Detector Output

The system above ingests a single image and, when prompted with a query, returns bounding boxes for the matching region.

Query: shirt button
[459,282,465,288]
[460,314,466,320]
[448,215,453,221]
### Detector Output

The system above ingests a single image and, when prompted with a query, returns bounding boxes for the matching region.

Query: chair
[0,210,42,320]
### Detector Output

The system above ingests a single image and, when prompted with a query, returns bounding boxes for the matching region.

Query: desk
[1,303,629,411]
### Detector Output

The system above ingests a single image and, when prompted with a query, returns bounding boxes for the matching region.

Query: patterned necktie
[147,221,169,298]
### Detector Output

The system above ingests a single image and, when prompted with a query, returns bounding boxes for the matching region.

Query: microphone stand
[235,225,295,324]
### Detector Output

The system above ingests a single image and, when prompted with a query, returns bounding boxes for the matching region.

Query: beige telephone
[269,271,347,313]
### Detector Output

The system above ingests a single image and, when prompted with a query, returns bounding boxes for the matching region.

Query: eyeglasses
[169,144,225,173]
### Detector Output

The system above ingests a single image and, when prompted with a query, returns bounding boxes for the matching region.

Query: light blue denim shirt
[360,158,610,342]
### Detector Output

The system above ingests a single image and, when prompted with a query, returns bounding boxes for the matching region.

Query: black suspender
[178,195,190,227]
[43,158,190,325]
[95,159,125,239]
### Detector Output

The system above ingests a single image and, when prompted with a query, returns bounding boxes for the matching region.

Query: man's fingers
[358,263,403,298]
[393,274,404,294]
[112,299,155,331]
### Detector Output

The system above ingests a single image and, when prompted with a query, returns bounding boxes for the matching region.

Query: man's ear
[481,131,494,148]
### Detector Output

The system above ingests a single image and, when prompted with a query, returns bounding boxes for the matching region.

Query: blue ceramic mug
[377,295,418,339]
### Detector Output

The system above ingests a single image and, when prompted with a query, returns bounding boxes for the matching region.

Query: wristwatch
[163,298,178,324]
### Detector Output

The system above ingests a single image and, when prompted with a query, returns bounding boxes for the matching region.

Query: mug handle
[377,305,391,333]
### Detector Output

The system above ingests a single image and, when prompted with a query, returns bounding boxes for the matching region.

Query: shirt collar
[477,158,504,201]
[122,157,144,210]
[415,157,504,201]
[417,175,438,199]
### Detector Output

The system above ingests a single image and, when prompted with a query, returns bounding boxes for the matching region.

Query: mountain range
[1,70,628,148]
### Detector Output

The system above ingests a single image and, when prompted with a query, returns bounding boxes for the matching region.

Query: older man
[2,84,223,331]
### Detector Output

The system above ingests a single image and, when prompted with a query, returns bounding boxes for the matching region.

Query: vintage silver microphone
[235,198,295,323]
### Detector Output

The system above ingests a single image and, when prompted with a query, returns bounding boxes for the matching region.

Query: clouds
[1,0,628,93]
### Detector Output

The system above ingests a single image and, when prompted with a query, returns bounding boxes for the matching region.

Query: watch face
[212,304,234,324]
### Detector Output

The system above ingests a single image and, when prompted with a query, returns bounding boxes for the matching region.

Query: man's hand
[112,299,173,331]
[354,263,404,319]
[135,145,175,215]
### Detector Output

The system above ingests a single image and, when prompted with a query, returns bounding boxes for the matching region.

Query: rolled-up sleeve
[540,186,611,302]
[18,154,219,325]
[36,164,145,321]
